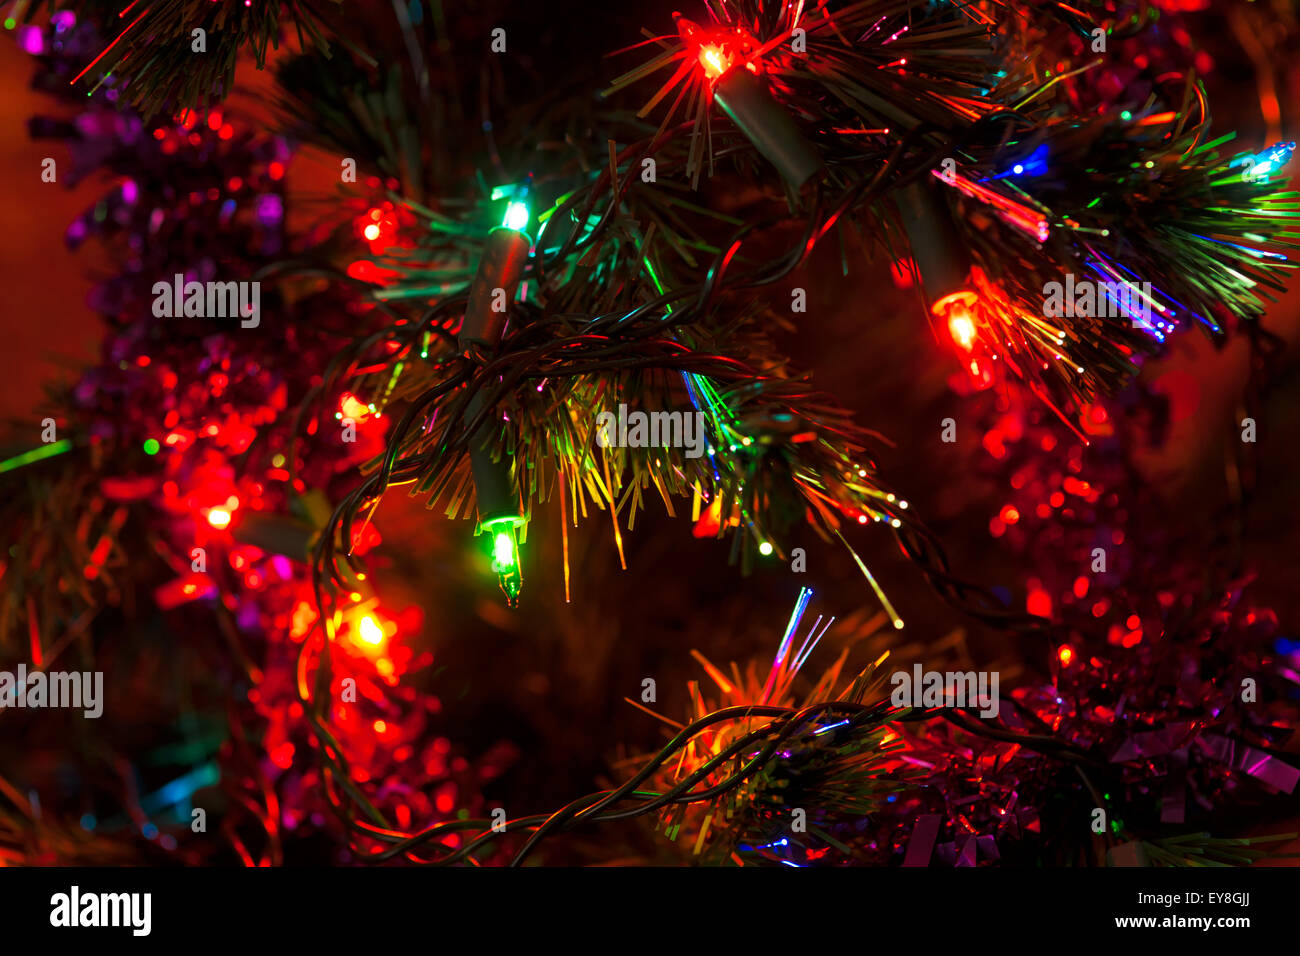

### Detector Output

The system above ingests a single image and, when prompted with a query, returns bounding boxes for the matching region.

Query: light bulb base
[713,68,825,190]
[465,390,521,528]
[461,227,531,345]
[896,179,971,305]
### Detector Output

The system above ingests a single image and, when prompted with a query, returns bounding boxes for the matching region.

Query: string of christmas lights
[3,0,1298,869]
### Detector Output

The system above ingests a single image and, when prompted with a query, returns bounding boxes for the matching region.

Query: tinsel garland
[2,13,505,864]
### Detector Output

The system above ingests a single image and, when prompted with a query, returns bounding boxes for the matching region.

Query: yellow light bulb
[358,615,385,646]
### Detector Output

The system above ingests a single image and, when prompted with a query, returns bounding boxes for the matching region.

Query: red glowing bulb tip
[931,290,980,352]
[675,14,744,81]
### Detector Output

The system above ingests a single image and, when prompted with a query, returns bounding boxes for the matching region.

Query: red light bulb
[932,290,980,352]
[675,15,743,82]
[948,307,976,351]
[931,290,994,388]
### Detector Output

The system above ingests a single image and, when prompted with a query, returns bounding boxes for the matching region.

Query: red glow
[1027,587,1052,618]
[350,522,382,555]
[1057,645,1074,666]
[347,259,399,284]
[933,291,979,352]
[982,428,1007,460]
[676,15,757,83]
[154,573,216,610]
[101,476,159,501]
[357,203,405,254]
[692,496,722,538]
[271,742,295,770]
[1062,477,1093,498]
[699,44,735,79]
[435,787,456,814]
[890,258,915,289]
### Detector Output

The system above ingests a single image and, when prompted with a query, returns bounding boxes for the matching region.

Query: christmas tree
[1,0,1299,870]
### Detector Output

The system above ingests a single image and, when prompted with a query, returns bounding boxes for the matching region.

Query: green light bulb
[493,531,516,569]
[487,523,523,607]
[502,201,530,232]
